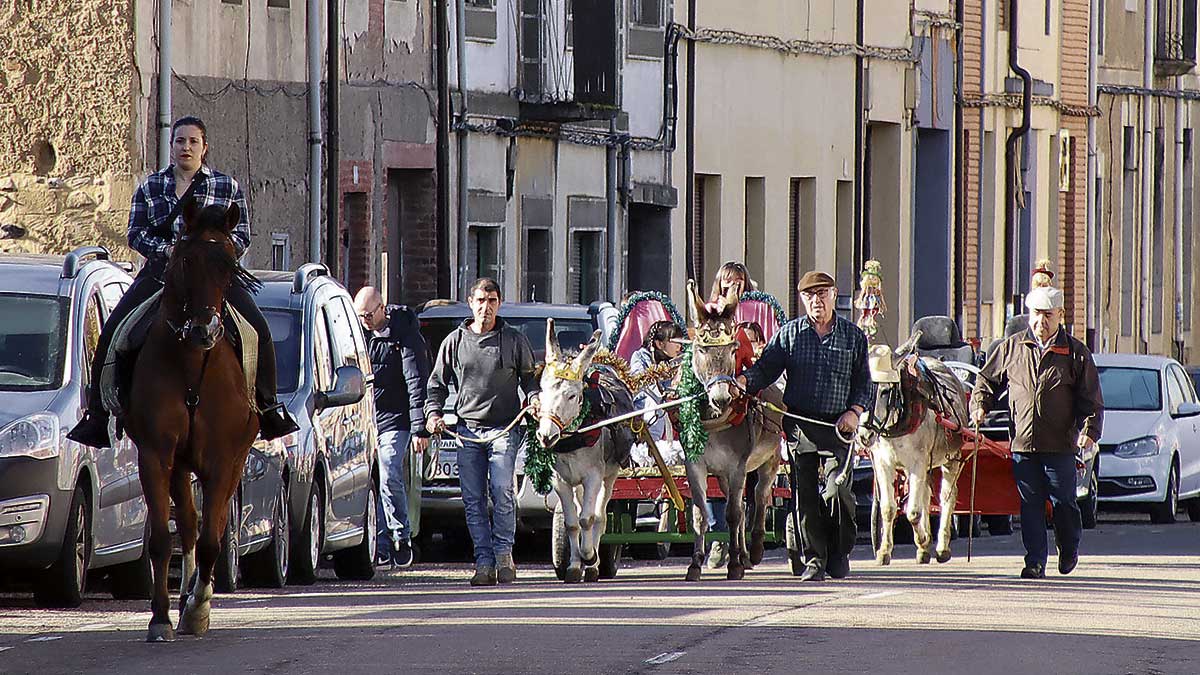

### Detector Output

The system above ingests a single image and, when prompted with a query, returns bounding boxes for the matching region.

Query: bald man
[353,286,431,568]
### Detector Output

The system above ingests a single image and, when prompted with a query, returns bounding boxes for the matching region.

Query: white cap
[1025,285,1064,311]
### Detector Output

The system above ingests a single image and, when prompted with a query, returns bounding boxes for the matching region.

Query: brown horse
[124,200,260,642]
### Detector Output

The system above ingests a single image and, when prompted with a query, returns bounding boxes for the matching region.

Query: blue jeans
[456,423,520,567]
[376,430,411,555]
[1012,452,1081,569]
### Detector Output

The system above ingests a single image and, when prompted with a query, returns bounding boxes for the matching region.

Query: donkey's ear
[686,279,706,327]
[545,318,561,362]
[574,330,604,367]
[180,196,200,233]
[895,330,923,359]
[224,203,241,235]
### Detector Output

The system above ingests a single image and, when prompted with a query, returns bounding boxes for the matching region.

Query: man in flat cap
[970,282,1104,579]
[737,271,872,581]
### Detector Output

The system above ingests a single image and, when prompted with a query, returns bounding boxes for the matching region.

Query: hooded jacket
[367,305,431,435]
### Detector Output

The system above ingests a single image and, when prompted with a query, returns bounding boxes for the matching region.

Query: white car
[1094,353,1200,523]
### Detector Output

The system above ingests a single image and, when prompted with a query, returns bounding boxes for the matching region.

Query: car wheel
[1080,469,1099,530]
[109,523,153,600]
[984,514,1014,536]
[214,495,240,593]
[1149,462,1179,525]
[34,486,91,608]
[245,480,290,588]
[551,504,569,581]
[333,482,377,581]
[289,483,323,585]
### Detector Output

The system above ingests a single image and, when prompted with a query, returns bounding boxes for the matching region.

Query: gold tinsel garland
[590,349,678,395]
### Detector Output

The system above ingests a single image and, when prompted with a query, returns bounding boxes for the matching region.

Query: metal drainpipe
[435,0,453,297]
[975,0,988,337]
[455,0,469,299]
[1141,0,1154,353]
[855,0,867,271]
[157,0,171,169]
[307,0,323,264]
[1086,0,1099,350]
[684,0,696,283]
[326,0,340,278]
[606,119,620,302]
[1004,0,1033,316]
[1174,77,1185,360]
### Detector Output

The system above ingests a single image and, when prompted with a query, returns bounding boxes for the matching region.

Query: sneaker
[393,540,414,568]
[470,565,497,587]
[1020,564,1046,579]
[374,550,393,568]
[706,540,728,569]
[798,564,826,582]
[496,552,517,584]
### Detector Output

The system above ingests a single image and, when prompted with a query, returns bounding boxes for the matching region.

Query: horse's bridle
[165,233,233,343]
[862,381,913,440]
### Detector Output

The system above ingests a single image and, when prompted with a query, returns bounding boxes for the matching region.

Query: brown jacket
[971,328,1104,454]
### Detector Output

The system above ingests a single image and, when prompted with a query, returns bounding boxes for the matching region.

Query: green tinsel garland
[523,399,591,495]
[739,290,788,325]
[607,291,687,352]
[676,346,709,463]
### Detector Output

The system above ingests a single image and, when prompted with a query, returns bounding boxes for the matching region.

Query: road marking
[75,623,113,631]
[858,590,904,601]
[236,599,268,604]
[0,647,12,653]
[644,652,686,665]
[26,637,61,643]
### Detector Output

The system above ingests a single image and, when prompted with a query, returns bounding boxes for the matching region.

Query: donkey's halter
[545,357,584,382]
[541,397,591,435]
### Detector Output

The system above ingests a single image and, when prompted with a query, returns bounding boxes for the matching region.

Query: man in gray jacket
[426,278,539,586]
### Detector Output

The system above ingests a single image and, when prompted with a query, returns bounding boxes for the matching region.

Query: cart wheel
[598,543,622,579]
[954,514,981,538]
[551,504,569,581]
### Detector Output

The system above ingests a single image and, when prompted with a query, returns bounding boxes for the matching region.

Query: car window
[324,300,360,370]
[1096,367,1162,412]
[99,282,125,317]
[339,297,372,373]
[0,293,69,391]
[81,292,103,386]
[1165,368,1187,415]
[312,307,334,392]
[263,308,302,394]
[1169,365,1196,406]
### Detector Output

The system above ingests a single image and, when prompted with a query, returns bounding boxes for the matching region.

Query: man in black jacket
[354,286,431,568]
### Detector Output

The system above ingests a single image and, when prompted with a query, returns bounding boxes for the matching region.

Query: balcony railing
[1156,0,1198,75]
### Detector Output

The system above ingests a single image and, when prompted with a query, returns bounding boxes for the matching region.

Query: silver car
[0,247,149,607]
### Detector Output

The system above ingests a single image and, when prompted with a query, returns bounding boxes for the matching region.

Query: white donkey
[535,320,635,583]
[857,335,969,565]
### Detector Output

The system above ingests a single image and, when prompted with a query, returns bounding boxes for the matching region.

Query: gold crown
[545,358,584,382]
[695,326,736,347]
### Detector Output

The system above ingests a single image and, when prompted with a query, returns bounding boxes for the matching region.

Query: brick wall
[1060,0,1091,333]
[961,0,984,338]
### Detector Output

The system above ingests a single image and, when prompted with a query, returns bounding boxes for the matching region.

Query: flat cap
[797,270,837,294]
[1025,285,1064,311]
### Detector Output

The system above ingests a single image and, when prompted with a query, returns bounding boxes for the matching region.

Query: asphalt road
[1,514,1197,675]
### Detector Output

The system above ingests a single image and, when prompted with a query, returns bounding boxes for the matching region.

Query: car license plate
[430,439,461,480]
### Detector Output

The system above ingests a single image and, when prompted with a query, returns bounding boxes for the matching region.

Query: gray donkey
[535,320,635,583]
[682,280,785,581]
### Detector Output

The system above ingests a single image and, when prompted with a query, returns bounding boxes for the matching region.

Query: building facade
[1095,0,1198,362]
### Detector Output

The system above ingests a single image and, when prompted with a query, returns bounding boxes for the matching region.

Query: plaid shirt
[127,165,251,263]
[743,315,873,419]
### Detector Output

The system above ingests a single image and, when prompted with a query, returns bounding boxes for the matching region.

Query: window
[1154,127,1165,333]
[1097,367,1162,411]
[525,228,552,302]
[221,0,242,4]
[466,0,493,6]
[271,233,291,272]
[312,308,334,392]
[566,0,574,49]
[633,0,663,27]
[324,301,360,370]
[1166,366,1188,414]
[0,293,68,391]
[1121,126,1137,337]
[100,283,124,316]
[570,230,604,305]
[267,0,290,7]
[339,297,371,369]
[1185,128,1195,327]
[471,225,503,284]
[744,177,766,280]
[1045,0,1052,35]
[787,177,817,318]
[1098,0,1107,55]
[82,293,102,385]
[264,309,302,394]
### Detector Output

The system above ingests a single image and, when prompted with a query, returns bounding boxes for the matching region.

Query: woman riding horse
[68,115,298,448]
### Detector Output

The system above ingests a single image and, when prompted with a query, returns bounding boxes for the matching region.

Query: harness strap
[183,350,213,452]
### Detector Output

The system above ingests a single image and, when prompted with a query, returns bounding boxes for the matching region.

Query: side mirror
[1174,401,1200,418]
[315,365,365,409]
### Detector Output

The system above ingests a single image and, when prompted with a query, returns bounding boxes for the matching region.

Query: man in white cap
[970,284,1104,579]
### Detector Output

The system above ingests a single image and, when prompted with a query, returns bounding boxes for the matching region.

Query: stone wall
[0,0,139,260]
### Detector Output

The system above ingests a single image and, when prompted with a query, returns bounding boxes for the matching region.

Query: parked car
[1094,353,1200,523]
[254,264,379,582]
[0,247,150,607]
[416,300,614,544]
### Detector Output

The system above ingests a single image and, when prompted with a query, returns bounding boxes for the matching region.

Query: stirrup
[258,403,299,440]
[67,410,112,449]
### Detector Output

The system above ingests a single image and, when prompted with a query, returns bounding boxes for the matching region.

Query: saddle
[892,353,969,437]
[99,289,259,417]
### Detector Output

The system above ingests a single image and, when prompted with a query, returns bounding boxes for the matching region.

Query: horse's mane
[167,210,263,295]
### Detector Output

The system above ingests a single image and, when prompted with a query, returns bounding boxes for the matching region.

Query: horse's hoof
[563,567,584,584]
[146,623,175,643]
[876,553,892,566]
[726,565,745,581]
[916,551,931,565]
[583,567,600,583]
[936,549,952,564]
[685,565,703,582]
[581,552,599,567]
[177,604,211,636]
[749,542,765,567]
